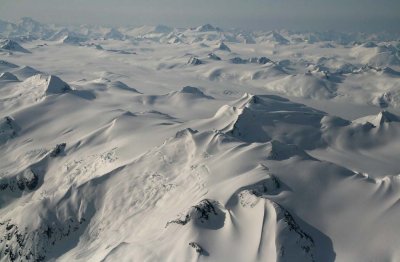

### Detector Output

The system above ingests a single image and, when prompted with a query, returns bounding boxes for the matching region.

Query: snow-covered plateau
[1,18,400,262]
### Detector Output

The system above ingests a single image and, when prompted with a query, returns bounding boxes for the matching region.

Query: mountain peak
[196,24,221,32]
[377,110,400,124]
[0,39,30,53]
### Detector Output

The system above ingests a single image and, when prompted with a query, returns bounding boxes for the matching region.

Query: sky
[0,0,400,32]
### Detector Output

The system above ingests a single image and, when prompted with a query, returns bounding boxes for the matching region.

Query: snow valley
[1,18,400,262]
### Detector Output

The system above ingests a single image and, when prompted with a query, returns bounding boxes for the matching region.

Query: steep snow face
[43,75,72,94]
[179,86,212,97]
[61,34,87,45]
[187,56,203,65]
[258,31,290,45]
[0,39,30,53]
[0,73,71,114]
[104,28,125,40]
[1,22,400,262]
[11,66,41,79]
[0,60,18,72]
[219,94,327,148]
[208,52,221,61]
[0,72,19,82]
[355,110,400,126]
[216,41,231,52]
[22,74,71,95]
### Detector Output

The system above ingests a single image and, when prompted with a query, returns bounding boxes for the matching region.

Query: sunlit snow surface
[1,19,400,262]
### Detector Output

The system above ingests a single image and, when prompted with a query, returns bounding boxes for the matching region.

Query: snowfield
[1,18,400,262]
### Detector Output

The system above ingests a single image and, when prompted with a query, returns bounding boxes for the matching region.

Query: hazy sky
[1,0,399,32]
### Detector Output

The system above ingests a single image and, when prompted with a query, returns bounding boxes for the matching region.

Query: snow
[11,66,41,79]
[0,39,30,53]
[104,28,125,40]
[216,41,231,52]
[0,72,19,82]
[0,18,400,262]
[196,24,221,32]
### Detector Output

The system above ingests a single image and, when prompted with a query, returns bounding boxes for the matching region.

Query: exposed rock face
[0,217,86,262]
[18,169,39,190]
[208,53,221,61]
[230,57,248,64]
[50,143,67,157]
[0,116,20,145]
[188,56,203,65]
[189,242,208,255]
[166,199,224,228]
[0,168,39,192]
[231,56,272,64]
[257,56,271,64]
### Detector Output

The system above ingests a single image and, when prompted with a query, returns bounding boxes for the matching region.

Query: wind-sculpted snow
[0,20,400,262]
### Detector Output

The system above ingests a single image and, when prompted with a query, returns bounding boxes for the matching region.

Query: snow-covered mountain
[0,39,30,53]
[1,18,400,262]
[0,17,53,39]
